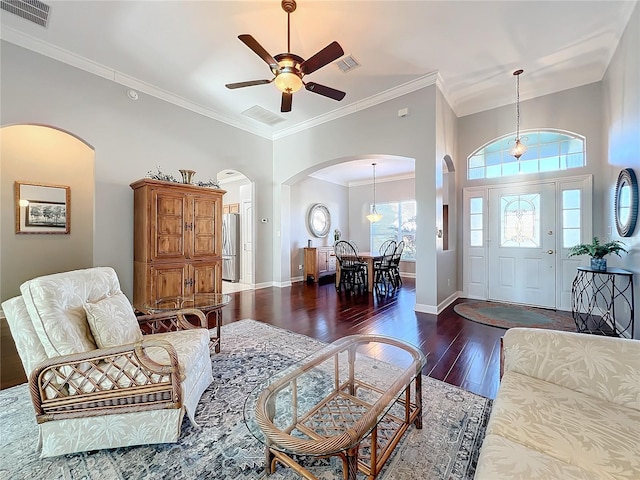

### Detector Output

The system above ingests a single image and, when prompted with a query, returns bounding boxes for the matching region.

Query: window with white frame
[469,197,483,247]
[562,189,581,248]
[370,201,416,260]
[468,130,585,180]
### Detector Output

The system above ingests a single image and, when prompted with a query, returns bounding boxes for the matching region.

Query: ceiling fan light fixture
[274,70,303,93]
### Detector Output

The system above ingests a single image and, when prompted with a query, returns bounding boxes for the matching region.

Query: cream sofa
[2,267,213,457]
[475,328,640,480]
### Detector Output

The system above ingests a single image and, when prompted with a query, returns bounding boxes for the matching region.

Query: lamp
[509,69,528,159]
[274,57,303,93]
[366,163,382,223]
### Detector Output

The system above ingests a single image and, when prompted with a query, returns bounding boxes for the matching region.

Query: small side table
[142,293,231,353]
[571,267,634,337]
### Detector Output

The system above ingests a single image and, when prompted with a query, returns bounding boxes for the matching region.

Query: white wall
[602,1,640,338]
[436,88,459,306]
[289,177,348,278]
[0,41,274,299]
[274,86,439,311]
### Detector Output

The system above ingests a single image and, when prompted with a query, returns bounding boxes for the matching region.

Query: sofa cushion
[485,370,640,479]
[475,434,602,480]
[145,329,211,378]
[20,267,123,357]
[502,328,640,411]
[84,293,143,348]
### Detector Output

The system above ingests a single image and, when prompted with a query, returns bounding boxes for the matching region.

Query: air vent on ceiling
[335,55,360,73]
[242,105,286,126]
[1,0,50,27]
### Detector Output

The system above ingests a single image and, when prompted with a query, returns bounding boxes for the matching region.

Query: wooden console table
[571,267,634,337]
[304,246,336,282]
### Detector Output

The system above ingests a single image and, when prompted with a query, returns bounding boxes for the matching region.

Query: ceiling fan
[225,0,346,113]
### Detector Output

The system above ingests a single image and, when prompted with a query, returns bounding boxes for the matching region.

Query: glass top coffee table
[244,334,427,480]
[141,293,231,353]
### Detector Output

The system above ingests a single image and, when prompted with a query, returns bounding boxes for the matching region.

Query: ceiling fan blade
[238,34,279,70]
[281,93,292,113]
[305,82,346,101]
[300,41,344,75]
[225,79,273,89]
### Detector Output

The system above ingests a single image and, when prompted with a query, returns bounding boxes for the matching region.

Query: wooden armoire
[130,178,226,310]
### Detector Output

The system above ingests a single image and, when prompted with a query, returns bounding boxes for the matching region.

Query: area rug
[0,319,492,480]
[454,301,577,332]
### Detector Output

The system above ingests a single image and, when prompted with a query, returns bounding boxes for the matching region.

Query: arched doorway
[216,169,254,293]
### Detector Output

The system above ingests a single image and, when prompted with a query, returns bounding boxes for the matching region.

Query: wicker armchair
[2,267,213,458]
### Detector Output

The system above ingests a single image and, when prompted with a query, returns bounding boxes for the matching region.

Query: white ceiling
[1,0,635,183]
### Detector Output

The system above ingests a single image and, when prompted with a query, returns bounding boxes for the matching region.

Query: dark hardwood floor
[1,278,504,399]
[220,278,503,399]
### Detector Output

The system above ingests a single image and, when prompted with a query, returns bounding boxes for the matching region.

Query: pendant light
[366,163,382,223]
[509,69,528,159]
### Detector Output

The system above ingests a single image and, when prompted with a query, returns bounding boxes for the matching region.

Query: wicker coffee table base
[264,375,423,480]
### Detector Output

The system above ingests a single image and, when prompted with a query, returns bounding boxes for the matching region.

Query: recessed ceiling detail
[1,0,50,27]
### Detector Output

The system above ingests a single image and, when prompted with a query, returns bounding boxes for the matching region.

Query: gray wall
[274,86,439,310]
[602,1,640,338]
[0,41,273,300]
[289,177,348,279]
[456,82,607,305]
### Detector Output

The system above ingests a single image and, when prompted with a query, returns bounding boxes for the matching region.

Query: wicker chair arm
[29,339,182,423]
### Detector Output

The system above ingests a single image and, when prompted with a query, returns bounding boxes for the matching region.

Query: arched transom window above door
[467,130,585,180]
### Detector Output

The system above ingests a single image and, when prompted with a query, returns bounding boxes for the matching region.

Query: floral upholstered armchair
[1,267,213,458]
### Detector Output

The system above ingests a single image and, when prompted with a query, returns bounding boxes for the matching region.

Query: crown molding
[272,72,440,140]
[0,27,273,139]
[348,173,415,187]
[2,27,448,141]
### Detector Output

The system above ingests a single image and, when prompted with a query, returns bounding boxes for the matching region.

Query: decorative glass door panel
[500,193,540,248]
[489,184,555,308]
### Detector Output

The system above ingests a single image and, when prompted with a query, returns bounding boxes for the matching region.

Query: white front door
[488,183,557,307]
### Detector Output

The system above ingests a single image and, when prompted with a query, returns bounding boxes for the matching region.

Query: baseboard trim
[437,291,460,314]
[414,303,438,314]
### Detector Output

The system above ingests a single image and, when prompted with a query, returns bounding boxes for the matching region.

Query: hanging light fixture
[509,69,528,159]
[366,163,382,223]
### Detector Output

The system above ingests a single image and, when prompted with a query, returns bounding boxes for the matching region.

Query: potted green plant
[568,237,627,271]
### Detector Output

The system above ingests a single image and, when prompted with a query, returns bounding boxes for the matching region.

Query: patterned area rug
[454,301,577,332]
[0,319,492,480]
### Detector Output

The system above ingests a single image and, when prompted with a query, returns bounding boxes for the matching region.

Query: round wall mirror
[307,203,331,238]
[615,168,638,237]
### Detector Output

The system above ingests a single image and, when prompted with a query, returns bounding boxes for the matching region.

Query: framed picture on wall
[15,181,70,234]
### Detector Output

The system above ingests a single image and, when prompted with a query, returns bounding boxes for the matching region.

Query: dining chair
[374,240,397,295]
[390,240,405,288]
[379,239,396,255]
[334,240,368,295]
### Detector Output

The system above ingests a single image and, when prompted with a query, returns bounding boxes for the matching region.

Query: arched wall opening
[0,124,95,300]
[216,169,255,292]
[282,154,416,283]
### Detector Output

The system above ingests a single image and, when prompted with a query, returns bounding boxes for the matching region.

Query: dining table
[335,251,383,293]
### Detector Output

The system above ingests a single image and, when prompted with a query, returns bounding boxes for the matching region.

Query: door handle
[547,250,554,254]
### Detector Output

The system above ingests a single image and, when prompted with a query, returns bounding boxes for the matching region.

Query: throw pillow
[84,293,143,348]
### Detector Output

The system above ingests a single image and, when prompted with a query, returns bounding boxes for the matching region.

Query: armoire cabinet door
[191,195,220,259]
[151,264,189,299]
[193,261,222,294]
[151,190,187,261]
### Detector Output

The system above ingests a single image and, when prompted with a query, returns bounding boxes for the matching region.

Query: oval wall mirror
[615,168,638,237]
[307,203,331,238]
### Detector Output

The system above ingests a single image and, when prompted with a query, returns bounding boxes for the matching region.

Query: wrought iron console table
[571,267,634,337]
